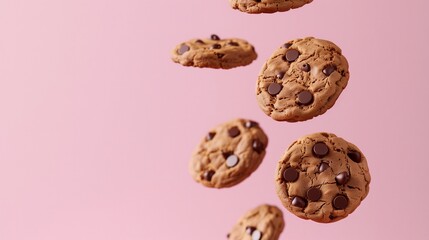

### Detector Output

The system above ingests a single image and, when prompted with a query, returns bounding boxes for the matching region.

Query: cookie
[256,37,349,122]
[229,0,313,14]
[228,204,285,240]
[189,118,268,188]
[275,132,371,223]
[172,34,257,69]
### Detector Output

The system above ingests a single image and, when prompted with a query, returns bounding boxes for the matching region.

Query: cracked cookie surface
[229,0,313,14]
[256,37,349,122]
[275,132,371,223]
[172,34,257,69]
[228,204,285,240]
[189,118,268,188]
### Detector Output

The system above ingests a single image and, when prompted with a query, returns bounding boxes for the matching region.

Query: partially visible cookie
[275,132,371,223]
[189,118,268,188]
[256,37,349,122]
[228,204,285,240]
[172,34,257,69]
[229,0,313,14]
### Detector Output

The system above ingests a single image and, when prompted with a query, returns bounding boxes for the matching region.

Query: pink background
[0,0,428,239]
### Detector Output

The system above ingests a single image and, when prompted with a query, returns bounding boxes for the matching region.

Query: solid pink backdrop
[0,0,428,239]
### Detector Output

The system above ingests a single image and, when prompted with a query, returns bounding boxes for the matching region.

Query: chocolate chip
[228,126,240,138]
[335,172,350,185]
[226,154,239,168]
[283,168,299,182]
[268,82,282,96]
[318,162,329,172]
[195,39,204,44]
[284,49,300,62]
[251,230,262,240]
[216,53,225,58]
[283,43,292,48]
[252,140,265,154]
[348,151,362,163]
[177,44,190,55]
[246,226,256,235]
[333,195,348,210]
[206,132,216,141]
[307,187,322,201]
[244,120,258,128]
[211,43,222,49]
[228,41,239,46]
[291,196,307,208]
[276,71,285,79]
[301,63,311,72]
[323,65,336,76]
[312,142,329,157]
[297,90,314,105]
[203,170,215,181]
[211,34,220,40]
[227,233,230,238]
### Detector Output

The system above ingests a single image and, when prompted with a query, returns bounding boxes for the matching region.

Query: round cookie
[275,132,371,223]
[230,0,313,14]
[228,204,285,240]
[256,37,350,122]
[172,34,257,69]
[189,118,268,188]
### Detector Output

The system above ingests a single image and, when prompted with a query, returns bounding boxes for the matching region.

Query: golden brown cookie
[229,0,313,14]
[275,132,371,223]
[189,119,268,188]
[256,37,349,122]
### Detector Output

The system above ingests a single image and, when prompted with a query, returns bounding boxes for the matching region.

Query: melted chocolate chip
[284,49,300,62]
[297,90,314,105]
[333,195,348,210]
[211,43,222,49]
[228,41,239,46]
[283,43,292,48]
[244,120,258,128]
[227,233,230,238]
[312,142,329,157]
[228,126,240,138]
[268,82,282,96]
[252,140,264,154]
[226,154,239,168]
[307,187,322,201]
[246,226,256,235]
[348,151,362,163]
[276,71,285,79]
[211,34,220,40]
[206,132,216,141]
[318,162,329,172]
[335,172,350,185]
[177,44,190,55]
[283,168,299,182]
[203,170,215,181]
[252,230,262,240]
[291,196,307,208]
[323,65,336,76]
[301,63,311,72]
[195,39,204,44]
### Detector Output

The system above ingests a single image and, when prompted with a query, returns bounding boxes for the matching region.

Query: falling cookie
[229,0,313,14]
[256,37,349,122]
[275,132,371,223]
[189,118,268,188]
[172,34,257,69]
[228,204,285,240]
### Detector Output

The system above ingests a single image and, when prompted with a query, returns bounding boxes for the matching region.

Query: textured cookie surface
[172,34,257,69]
[230,0,313,14]
[275,132,371,223]
[228,204,285,240]
[189,119,268,188]
[256,37,349,122]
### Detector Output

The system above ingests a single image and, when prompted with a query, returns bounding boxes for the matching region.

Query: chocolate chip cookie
[228,204,285,240]
[256,37,349,122]
[172,34,257,69]
[229,0,313,14]
[275,132,371,223]
[189,119,268,188]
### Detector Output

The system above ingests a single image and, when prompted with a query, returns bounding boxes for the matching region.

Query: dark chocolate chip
[291,196,307,208]
[195,39,204,44]
[226,154,239,168]
[312,142,329,157]
[252,140,265,154]
[203,170,215,181]
[333,195,348,210]
[297,90,314,105]
[254,0,262,3]
[318,162,329,172]
[267,82,282,96]
[307,187,322,201]
[228,41,239,46]
[177,44,190,55]
[227,233,230,238]
[347,151,362,163]
[211,43,222,49]
[284,49,300,62]
[323,65,336,76]
[246,226,256,235]
[335,172,350,185]
[283,168,299,182]
[244,120,258,128]
[252,230,262,240]
[301,63,311,72]
[206,132,216,141]
[228,126,240,138]
[211,34,220,40]
[283,43,292,48]
[276,71,285,79]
